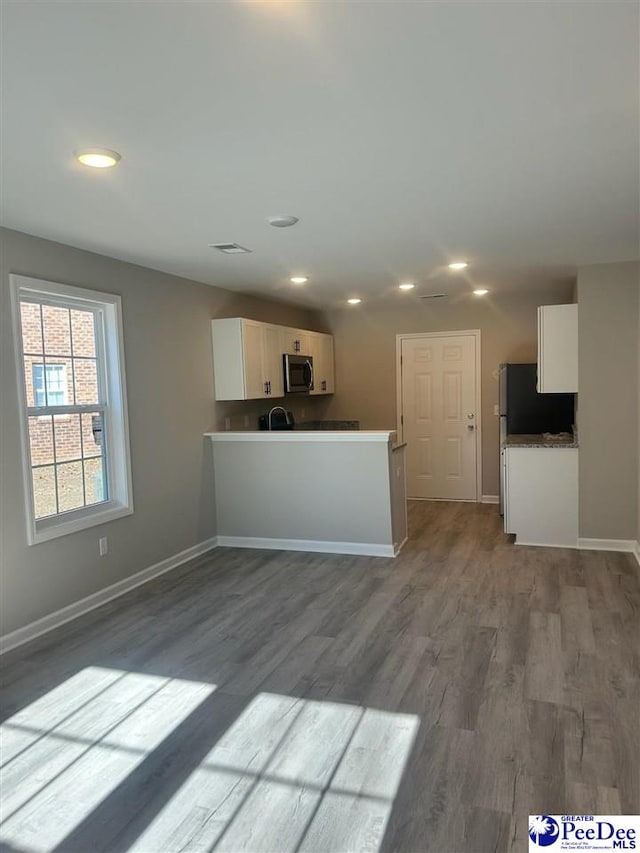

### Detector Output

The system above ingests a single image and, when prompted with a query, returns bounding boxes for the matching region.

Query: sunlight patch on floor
[0,667,216,852]
[130,692,420,853]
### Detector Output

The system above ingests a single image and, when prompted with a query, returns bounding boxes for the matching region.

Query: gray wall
[212,438,394,545]
[0,227,326,636]
[321,282,574,497]
[577,261,639,540]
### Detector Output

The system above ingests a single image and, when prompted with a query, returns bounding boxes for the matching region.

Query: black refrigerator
[499,363,574,513]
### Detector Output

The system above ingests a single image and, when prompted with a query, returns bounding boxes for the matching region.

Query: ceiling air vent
[419,293,446,300]
[208,243,252,254]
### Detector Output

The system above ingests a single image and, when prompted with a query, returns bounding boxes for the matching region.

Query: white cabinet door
[505,447,578,546]
[281,328,310,356]
[309,333,335,395]
[262,324,284,398]
[242,319,267,399]
[537,304,578,392]
[212,318,284,400]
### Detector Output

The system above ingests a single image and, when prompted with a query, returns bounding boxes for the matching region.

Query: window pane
[44,362,70,406]
[70,309,97,358]
[53,414,82,463]
[28,361,72,408]
[73,358,99,405]
[32,466,57,519]
[29,416,54,467]
[84,457,108,506]
[56,461,84,513]
[43,304,71,356]
[20,302,43,354]
[23,355,41,407]
[81,412,104,459]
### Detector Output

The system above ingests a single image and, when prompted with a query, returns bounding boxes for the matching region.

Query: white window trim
[10,274,134,545]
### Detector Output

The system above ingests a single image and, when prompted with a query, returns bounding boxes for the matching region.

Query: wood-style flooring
[1,501,639,853]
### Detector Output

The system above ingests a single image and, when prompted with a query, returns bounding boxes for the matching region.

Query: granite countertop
[505,432,578,449]
[297,420,360,431]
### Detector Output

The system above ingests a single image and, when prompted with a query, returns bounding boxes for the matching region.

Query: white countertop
[204,430,397,443]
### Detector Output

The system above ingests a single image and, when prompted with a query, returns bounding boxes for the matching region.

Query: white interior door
[400,333,479,500]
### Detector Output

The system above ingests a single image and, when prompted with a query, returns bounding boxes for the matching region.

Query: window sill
[29,501,134,546]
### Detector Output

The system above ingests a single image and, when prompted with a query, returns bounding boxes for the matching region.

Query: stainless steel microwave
[283,353,314,393]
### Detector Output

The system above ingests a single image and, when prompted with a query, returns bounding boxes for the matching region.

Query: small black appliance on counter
[258,409,295,431]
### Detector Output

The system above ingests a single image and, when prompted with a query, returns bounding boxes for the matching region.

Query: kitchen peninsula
[205,430,407,557]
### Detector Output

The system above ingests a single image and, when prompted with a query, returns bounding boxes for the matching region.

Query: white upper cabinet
[281,328,311,356]
[308,333,335,395]
[212,318,334,401]
[212,318,284,400]
[537,303,578,393]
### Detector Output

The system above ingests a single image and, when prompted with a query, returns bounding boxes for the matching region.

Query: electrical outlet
[99,537,108,557]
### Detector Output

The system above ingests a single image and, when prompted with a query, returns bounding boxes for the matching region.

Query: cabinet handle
[264,381,269,395]
[267,380,271,395]
[322,380,327,391]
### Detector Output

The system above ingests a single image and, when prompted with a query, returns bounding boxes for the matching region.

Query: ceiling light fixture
[473,288,489,296]
[290,276,308,285]
[347,298,362,305]
[399,283,415,290]
[75,148,121,168]
[267,215,299,228]
[448,261,468,270]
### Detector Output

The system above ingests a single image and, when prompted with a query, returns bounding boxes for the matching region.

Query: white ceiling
[2,1,638,307]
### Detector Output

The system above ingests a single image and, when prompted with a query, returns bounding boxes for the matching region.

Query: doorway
[397,330,481,501]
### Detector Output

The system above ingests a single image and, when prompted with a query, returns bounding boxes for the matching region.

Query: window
[11,275,133,544]
[32,364,68,407]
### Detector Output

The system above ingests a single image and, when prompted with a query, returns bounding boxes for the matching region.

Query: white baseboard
[482,495,499,504]
[0,536,219,655]
[577,538,637,553]
[394,536,408,557]
[634,541,640,568]
[515,538,578,549]
[216,535,396,559]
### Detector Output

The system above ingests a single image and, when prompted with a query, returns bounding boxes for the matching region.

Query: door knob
[467,424,475,431]
[467,413,475,419]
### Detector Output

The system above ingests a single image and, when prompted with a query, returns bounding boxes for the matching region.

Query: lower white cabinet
[504,447,578,547]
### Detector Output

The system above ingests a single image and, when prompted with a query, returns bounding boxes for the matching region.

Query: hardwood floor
[1,501,639,853]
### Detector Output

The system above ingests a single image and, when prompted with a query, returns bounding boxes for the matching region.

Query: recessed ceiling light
[290,276,308,285]
[267,215,299,228]
[347,298,362,305]
[448,261,468,270]
[399,283,415,290]
[473,288,489,296]
[75,148,121,168]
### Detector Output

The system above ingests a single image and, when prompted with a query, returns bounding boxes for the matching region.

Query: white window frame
[10,274,134,545]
